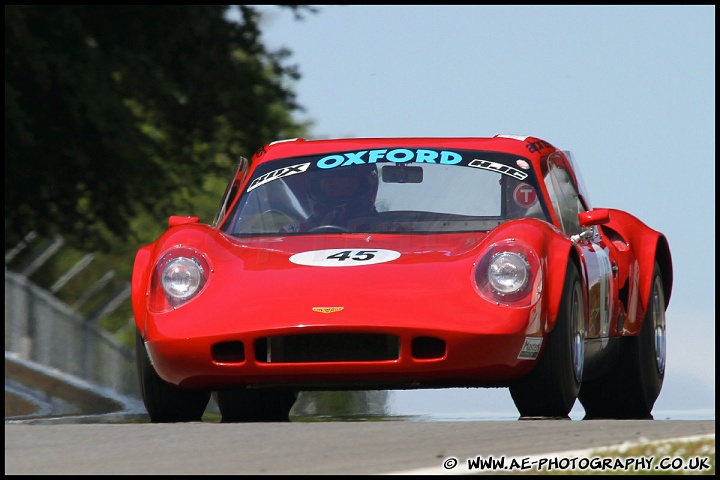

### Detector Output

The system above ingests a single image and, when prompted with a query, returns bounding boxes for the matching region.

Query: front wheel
[214,388,296,422]
[135,329,210,422]
[578,261,666,419]
[509,261,585,418]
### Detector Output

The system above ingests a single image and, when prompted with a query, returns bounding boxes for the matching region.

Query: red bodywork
[131,135,672,390]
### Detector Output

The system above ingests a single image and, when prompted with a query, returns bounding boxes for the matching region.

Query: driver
[282,163,379,233]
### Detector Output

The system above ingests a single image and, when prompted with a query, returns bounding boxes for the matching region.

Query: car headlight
[161,257,204,300]
[474,239,541,307]
[149,247,211,312]
[487,252,529,294]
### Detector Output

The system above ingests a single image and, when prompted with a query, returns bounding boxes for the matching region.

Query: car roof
[259,134,549,162]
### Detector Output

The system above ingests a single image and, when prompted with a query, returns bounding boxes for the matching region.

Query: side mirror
[578,208,610,227]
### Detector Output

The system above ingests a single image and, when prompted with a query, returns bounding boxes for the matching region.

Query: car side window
[214,157,249,228]
[544,153,585,235]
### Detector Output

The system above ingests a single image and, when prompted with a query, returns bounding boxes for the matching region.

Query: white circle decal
[289,248,401,267]
[513,183,537,208]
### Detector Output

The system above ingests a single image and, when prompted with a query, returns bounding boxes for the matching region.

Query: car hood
[216,231,486,292]
[168,232,495,331]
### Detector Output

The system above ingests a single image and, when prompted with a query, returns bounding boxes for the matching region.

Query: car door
[543,152,614,342]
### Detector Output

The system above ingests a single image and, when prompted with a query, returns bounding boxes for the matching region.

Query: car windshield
[221,148,550,235]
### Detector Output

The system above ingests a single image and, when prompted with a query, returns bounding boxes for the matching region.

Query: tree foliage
[5,5,316,252]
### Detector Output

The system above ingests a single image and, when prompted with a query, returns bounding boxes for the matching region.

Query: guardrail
[5,269,139,398]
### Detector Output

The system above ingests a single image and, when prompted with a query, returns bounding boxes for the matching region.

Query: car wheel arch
[603,209,673,325]
[131,246,153,332]
[543,244,586,336]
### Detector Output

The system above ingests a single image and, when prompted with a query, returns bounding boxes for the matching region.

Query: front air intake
[255,333,400,363]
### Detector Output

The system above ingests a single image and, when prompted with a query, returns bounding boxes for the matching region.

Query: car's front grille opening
[411,336,446,359]
[255,333,400,363]
[211,341,245,363]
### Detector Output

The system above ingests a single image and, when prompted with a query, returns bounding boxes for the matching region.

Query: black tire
[214,388,296,423]
[135,329,211,423]
[509,261,585,418]
[578,261,666,419]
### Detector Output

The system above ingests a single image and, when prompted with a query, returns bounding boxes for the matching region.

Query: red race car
[131,135,672,422]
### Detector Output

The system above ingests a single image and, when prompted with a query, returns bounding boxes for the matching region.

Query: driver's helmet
[306,163,379,220]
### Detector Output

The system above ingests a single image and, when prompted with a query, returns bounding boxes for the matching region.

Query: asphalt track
[4,353,715,475]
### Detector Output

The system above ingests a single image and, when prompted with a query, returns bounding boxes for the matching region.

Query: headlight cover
[488,251,529,294]
[149,247,211,312]
[162,257,204,299]
[474,239,541,307]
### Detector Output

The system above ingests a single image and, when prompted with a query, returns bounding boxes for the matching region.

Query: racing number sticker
[289,249,401,267]
[513,183,537,208]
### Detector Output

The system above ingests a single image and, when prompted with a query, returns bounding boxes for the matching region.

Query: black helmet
[307,163,379,216]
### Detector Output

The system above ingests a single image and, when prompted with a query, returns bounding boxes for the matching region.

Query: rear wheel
[578,261,666,419]
[214,388,296,423]
[135,329,210,422]
[510,261,585,418]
